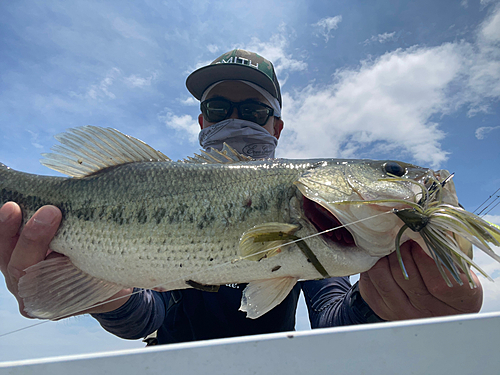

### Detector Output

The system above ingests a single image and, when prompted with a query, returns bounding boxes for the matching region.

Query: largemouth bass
[1,126,499,320]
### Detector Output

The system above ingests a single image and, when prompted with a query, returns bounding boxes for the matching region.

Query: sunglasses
[200,97,274,126]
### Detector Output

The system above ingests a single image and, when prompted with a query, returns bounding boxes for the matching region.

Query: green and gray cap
[186,49,282,107]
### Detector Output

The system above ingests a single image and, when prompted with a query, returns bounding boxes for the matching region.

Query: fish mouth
[302,197,355,247]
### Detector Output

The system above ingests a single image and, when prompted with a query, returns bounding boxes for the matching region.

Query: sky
[0,0,500,362]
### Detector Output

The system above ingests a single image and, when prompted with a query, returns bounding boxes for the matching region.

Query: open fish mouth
[302,196,355,247]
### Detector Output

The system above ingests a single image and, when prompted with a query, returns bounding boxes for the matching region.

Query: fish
[1,126,499,320]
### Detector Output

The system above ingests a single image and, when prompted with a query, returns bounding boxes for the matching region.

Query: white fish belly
[49,198,327,289]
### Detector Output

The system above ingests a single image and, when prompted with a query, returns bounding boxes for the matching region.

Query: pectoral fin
[239,277,298,319]
[18,257,124,320]
[239,223,300,261]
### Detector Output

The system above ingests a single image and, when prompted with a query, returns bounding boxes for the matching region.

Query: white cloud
[482,216,500,234]
[164,28,191,44]
[70,69,159,103]
[180,97,198,106]
[159,111,200,143]
[86,68,121,100]
[279,44,462,167]
[244,26,308,82]
[484,214,500,227]
[362,32,397,46]
[184,26,307,89]
[462,4,500,116]
[278,5,500,167]
[26,130,44,149]
[481,0,498,6]
[475,126,500,139]
[123,72,158,88]
[112,16,156,46]
[32,93,86,117]
[475,214,500,313]
[313,16,343,42]
[187,58,215,75]
[476,250,500,313]
[480,6,500,42]
[207,44,220,54]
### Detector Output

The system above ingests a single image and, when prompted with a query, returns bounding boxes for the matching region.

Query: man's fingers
[359,255,412,320]
[387,241,454,316]
[358,271,392,318]
[411,244,483,313]
[8,205,62,282]
[365,241,484,321]
[361,242,450,320]
[0,202,23,274]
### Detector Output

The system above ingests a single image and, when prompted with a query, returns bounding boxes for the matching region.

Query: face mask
[198,119,278,158]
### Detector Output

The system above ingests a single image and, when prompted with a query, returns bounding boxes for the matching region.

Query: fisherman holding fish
[0,49,484,344]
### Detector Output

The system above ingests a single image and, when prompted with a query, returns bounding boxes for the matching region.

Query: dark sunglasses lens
[202,99,231,122]
[239,102,273,126]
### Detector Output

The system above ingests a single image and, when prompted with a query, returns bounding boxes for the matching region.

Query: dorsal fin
[182,143,253,164]
[40,126,171,177]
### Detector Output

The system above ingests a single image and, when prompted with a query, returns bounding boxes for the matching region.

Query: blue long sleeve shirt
[92,277,383,344]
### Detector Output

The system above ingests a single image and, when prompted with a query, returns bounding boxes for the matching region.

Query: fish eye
[384,162,406,177]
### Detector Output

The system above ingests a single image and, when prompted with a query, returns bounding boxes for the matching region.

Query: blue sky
[1,0,499,362]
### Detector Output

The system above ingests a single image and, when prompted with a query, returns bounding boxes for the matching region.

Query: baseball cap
[186,49,282,107]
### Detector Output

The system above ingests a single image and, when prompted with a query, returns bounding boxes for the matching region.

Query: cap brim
[186,64,279,101]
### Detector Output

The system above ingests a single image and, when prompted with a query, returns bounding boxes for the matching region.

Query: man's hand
[0,202,131,318]
[359,240,483,321]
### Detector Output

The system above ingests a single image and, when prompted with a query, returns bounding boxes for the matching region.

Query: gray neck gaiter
[198,119,278,159]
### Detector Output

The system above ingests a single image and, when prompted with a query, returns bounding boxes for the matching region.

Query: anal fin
[18,257,124,320]
[239,277,298,319]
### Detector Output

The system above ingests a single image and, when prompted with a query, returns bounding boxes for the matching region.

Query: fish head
[294,160,459,259]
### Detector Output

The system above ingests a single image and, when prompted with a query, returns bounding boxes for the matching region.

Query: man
[0,49,483,344]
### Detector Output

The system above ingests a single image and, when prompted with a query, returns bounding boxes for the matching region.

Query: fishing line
[482,199,500,216]
[0,210,393,338]
[474,187,500,215]
[0,321,51,338]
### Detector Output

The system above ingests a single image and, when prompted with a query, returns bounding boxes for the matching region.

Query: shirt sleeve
[301,277,385,328]
[91,289,168,340]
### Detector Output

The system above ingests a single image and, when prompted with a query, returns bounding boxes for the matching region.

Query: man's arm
[302,277,384,327]
[92,289,167,340]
